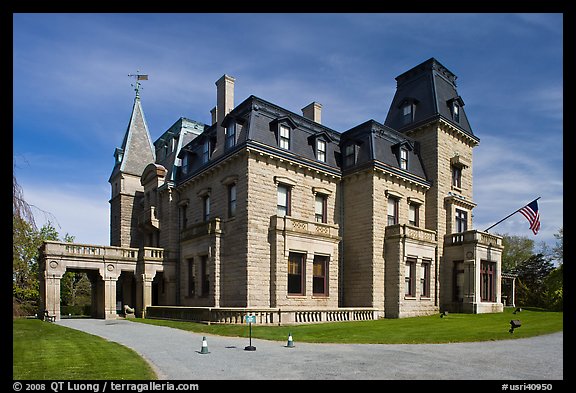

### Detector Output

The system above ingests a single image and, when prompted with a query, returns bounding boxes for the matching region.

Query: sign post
[244,315,257,351]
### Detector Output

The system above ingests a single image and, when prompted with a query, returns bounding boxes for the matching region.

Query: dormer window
[114,148,124,164]
[400,148,408,170]
[452,103,460,122]
[399,97,419,126]
[181,153,189,175]
[316,139,326,162]
[279,124,290,150]
[448,96,464,123]
[202,140,211,164]
[225,123,236,149]
[344,144,356,167]
[402,104,414,125]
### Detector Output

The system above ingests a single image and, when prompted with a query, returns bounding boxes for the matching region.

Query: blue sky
[13,13,563,251]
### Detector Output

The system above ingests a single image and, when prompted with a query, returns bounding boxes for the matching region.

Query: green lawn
[13,319,157,380]
[135,307,563,344]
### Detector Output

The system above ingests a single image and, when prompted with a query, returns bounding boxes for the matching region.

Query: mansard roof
[384,57,477,140]
[341,120,429,184]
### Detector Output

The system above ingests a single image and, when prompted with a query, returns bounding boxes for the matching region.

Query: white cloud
[21,181,110,246]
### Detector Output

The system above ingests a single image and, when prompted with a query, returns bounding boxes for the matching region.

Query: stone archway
[39,241,169,320]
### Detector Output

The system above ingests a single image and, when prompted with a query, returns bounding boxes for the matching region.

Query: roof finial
[128,70,148,98]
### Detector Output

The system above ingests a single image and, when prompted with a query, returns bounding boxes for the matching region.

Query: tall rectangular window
[405,258,416,297]
[344,144,355,167]
[225,123,236,149]
[181,154,189,175]
[453,261,464,302]
[316,139,326,162]
[400,148,408,170]
[203,195,210,222]
[200,255,209,297]
[452,165,462,188]
[452,104,460,123]
[421,260,430,298]
[313,255,328,296]
[409,203,419,227]
[228,184,237,218]
[315,194,327,223]
[279,125,290,150]
[403,104,414,125]
[288,252,305,295]
[277,185,291,217]
[387,197,399,226]
[455,209,467,232]
[187,258,195,297]
[202,140,211,164]
[481,261,496,302]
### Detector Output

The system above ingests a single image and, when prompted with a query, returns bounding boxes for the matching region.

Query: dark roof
[340,120,428,183]
[109,96,156,182]
[384,57,476,140]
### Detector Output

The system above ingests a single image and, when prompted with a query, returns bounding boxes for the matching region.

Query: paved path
[56,319,563,380]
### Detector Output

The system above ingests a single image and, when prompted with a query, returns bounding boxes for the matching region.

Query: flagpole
[484,197,540,232]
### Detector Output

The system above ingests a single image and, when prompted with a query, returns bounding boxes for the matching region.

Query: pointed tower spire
[109,75,156,247]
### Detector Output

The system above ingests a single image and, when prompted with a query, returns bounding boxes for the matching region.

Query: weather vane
[128,70,148,98]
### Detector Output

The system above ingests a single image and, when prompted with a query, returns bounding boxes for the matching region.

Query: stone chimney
[301,102,322,124]
[210,107,217,125]
[216,75,235,126]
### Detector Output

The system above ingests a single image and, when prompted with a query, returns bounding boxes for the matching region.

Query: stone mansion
[39,58,505,322]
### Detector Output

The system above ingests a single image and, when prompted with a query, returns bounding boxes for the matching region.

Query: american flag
[518,199,540,235]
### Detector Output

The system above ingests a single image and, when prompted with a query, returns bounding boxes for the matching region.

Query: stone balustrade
[444,230,503,247]
[42,241,139,261]
[384,224,437,243]
[270,215,340,240]
[145,306,378,325]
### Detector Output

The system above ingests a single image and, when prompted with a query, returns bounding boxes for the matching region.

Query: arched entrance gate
[39,241,168,320]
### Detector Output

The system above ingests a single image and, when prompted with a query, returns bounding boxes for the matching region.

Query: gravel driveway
[56,319,563,380]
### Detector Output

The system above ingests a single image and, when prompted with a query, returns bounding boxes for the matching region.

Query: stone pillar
[39,270,63,321]
[136,273,154,318]
[463,259,476,312]
[103,278,119,319]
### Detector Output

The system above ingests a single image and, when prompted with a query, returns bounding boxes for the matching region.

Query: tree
[514,253,555,308]
[500,234,535,272]
[13,216,59,316]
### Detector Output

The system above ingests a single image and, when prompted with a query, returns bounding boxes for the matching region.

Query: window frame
[316,139,327,162]
[344,143,356,167]
[225,122,237,150]
[314,193,328,224]
[312,255,329,296]
[203,195,211,222]
[420,259,431,298]
[452,165,462,189]
[288,252,306,295]
[228,183,237,218]
[455,208,468,233]
[187,258,195,297]
[480,260,496,302]
[399,148,408,170]
[277,184,292,217]
[279,124,291,150]
[387,197,399,226]
[202,139,211,164]
[200,255,209,297]
[405,258,417,297]
[453,261,464,302]
[409,203,419,227]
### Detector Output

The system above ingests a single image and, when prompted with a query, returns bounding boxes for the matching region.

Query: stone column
[136,273,154,318]
[103,277,119,319]
[39,270,63,321]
